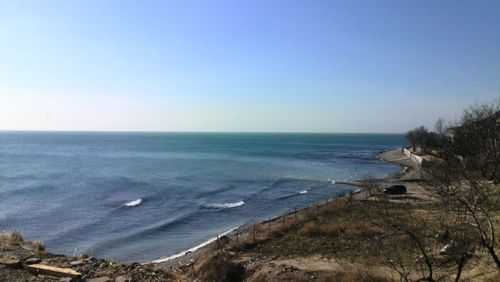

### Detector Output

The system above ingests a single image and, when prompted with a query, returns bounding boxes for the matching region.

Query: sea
[0,132,405,262]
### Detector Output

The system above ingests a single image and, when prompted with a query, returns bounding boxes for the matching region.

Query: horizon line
[0,129,405,135]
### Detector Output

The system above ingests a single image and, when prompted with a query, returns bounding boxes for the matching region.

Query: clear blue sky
[1,0,499,132]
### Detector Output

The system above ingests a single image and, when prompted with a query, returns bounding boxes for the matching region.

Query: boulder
[0,258,22,269]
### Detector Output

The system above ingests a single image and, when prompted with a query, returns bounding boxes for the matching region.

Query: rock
[70,260,84,266]
[25,257,42,265]
[78,254,89,259]
[94,270,109,277]
[88,277,111,282]
[0,258,22,269]
[115,276,131,282]
[59,278,73,282]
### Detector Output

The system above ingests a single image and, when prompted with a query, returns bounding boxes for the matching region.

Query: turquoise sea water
[0,132,405,262]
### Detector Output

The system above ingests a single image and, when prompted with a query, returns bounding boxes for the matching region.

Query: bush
[0,230,24,247]
[195,253,245,282]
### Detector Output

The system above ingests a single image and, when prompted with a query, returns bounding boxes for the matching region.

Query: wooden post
[294,208,297,222]
[268,218,271,235]
[282,214,285,229]
[236,232,239,248]
[253,224,256,242]
[213,234,219,254]
[306,205,308,216]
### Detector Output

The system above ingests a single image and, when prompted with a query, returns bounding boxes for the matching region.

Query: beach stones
[70,260,84,266]
[0,258,21,268]
[25,257,41,265]
[115,276,131,282]
[88,276,111,282]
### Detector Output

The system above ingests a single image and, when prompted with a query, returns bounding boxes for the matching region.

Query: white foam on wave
[151,226,239,263]
[124,199,142,207]
[205,200,245,209]
[277,190,309,200]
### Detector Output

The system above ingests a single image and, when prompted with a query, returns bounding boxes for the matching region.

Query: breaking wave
[276,190,308,200]
[202,200,245,209]
[124,199,142,207]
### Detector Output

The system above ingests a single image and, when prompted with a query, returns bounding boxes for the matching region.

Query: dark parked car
[383,185,407,195]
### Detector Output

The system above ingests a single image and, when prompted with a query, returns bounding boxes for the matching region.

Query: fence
[209,190,360,255]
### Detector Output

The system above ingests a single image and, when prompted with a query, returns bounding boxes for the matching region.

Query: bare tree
[406,126,432,152]
[453,98,499,181]
[434,118,446,137]
[406,130,419,151]
[375,198,479,281]
[424,162,499,269]
[434,118,448,152]
[361,176,380,197]
[423,99,500,269]
[436,209,477,282]
[376,200,439,281]
[378,99,499,281]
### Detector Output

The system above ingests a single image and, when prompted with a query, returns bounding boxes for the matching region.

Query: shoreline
[0,147,416,281]
[154,147,415,270]
[152,187,360,270]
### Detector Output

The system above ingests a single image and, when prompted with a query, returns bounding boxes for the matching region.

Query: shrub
[0,230,24,247]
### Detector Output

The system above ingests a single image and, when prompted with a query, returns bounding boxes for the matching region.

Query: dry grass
[29,240,45,251]
[194,253,245,282]
[235,196,500,281]
[249,267,392,282]
[0,230,24,248]
[297,222,321,236]
[0,230,45,252]
[251,200,394,263]
[484,271,500,282]
[329,269,392,282]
